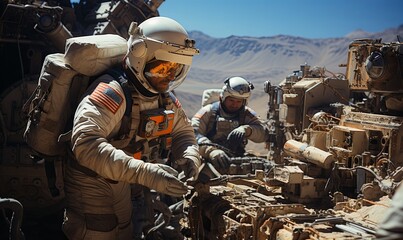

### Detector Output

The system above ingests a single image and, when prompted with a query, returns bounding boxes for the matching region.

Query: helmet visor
[143,59,189,93]
[144,59,184,79]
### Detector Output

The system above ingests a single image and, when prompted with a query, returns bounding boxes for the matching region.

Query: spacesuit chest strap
[113,88,140,148]
[206,101,220,138]
[107,70,141,148]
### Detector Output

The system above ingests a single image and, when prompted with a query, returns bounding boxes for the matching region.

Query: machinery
[180,38,403,239]
[264,39,403,203]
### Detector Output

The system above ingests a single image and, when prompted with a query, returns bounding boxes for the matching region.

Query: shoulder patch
[193,107,207,119]
[89,82,123,114]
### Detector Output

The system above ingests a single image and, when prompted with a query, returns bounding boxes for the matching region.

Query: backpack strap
[206,101,220,139]
[106,68,133,117]
[127,91,141,145]
[105,67,141,147]
[106,68,134,137]
[239,107,246,125]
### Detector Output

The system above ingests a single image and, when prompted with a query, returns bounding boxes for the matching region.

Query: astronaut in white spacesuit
[62,17,201,239]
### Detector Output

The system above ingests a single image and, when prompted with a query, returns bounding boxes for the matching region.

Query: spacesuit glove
[227,126,250,147]
[227,126,247,143]
[209,149,230,170]
[176,158,198,180]
[135,162,189,197]
[197,136,212,145]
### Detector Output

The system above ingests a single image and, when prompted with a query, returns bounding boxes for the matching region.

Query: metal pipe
[284,139,336,169]
[35,22,73,53]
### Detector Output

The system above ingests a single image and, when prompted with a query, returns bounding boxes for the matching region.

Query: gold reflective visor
[144,60,184,79]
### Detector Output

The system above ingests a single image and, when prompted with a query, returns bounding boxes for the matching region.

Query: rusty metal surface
[181,39,402,239]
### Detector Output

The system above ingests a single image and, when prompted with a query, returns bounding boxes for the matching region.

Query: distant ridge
[176,25,403,118]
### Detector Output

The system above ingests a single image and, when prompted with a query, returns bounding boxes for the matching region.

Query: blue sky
[158,0,403,39]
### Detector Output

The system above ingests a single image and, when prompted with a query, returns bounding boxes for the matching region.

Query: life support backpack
[23,34,127,157]
[201,88,222,107]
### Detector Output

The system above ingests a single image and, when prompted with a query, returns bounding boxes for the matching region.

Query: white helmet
[125,17,199,93]
[220,76,254,103]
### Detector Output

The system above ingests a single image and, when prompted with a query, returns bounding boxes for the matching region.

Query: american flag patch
[89,83,123,114]
[168,92,182,108]
[174,98,182,108]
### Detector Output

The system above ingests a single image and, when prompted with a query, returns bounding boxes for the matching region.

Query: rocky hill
[176,25,403,118]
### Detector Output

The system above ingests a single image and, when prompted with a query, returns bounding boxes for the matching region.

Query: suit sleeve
[170,102,201,168]
[191,105,215,158]
[244,107,267,143]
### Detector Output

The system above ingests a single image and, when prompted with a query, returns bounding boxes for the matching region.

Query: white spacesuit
[62,17,200,239]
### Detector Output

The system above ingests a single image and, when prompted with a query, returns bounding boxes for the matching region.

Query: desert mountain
[176,25,403,118]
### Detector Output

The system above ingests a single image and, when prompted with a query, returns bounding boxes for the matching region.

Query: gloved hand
[176,158,198,180]
[197,136,212,145]
[227,126,251,149]
[209,149,230,170]
[134,162,189,197]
